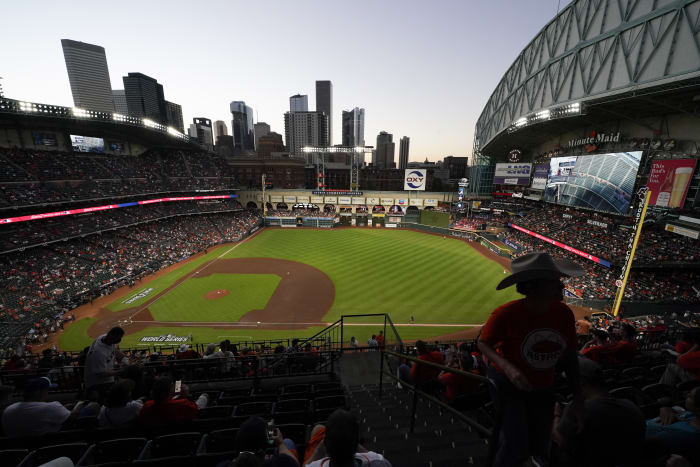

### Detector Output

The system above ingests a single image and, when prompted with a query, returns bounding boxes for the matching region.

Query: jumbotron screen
[70,134,105,153]
[543,151,642,215]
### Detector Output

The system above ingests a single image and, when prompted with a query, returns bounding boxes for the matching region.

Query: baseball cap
[578,357,603,382]
[25,376,57,392]
[235,416,268,453]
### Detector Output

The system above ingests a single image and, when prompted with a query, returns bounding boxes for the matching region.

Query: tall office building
[230,101,255,153]
[284,111,329,156]
[315,81,332,145]
[257,132,285,157]
[122,72,167,123]
[214,120,228,140]
[254,122,270,149]
[112,90,128,115]
[289,94,308,112]
[61,39,114,112]
[341,108,365,147]
[165,101,184,133]
[399,136,410,170]
[193,118,214,148]
[375,131,395,168]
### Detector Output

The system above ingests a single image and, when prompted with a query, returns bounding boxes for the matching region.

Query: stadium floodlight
[536,109,550,120]
[514,117,527,127]
[19,101,36,112]
[72,107,89,118]
[167,126,183,137]
[142,118,158,129]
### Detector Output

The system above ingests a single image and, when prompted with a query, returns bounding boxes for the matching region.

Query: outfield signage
[381,198,394,205]
[352,197,365,205]
[366,197,379,205]
[410,198,423,206]
[310,196,324,204]
[123,287,155,305]
[509,223,611,267]
[338,196,352,204]
[296,196,309,203]
[324,196,337,204]
[0,194,238,225]
[404,169,427,191]
[313,190,363,196]
[493,163,532,185]
[424,199,437,206]
[665,223,699,240]
[270,196,283,203]
[284,196,296,203]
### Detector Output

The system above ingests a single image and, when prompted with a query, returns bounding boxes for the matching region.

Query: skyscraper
[375,131,395,168]
[122,72,167,123]
[341,108,365,147]
[193,118,214,147]
[230,101,255,153]
[61,39,114,112]
[214,120,228,140]
[257,132,285,157]
[165,101,184,133]
[284,112,329,157]
[315,81,332,145]
[112,90,128,115]
[289,94,308,112]
[399,136,410,170]
[254,122,270,149]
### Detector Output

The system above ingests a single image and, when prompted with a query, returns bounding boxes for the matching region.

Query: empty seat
[198,405,234,419]
[234,402,272,418]
[190,417,236,434]
[677,379,700,392]
[221,388,250,398]
[313,395,346,410]
[133,455,192,466]
[313,388,345,398]
[147,433,202,459]
[0,449,29,467]
[313,382,341,392]
[641,383,676,403]
[275,399,309,413]
[77,438,148,466]
[281,384,310,395]
[31,443,89,466]
[610,386,648,406]
[201,428,239,453]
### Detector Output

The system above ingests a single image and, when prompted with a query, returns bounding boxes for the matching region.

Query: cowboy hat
[496,252,584,290]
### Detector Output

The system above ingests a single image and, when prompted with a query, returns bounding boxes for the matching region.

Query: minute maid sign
[404,169,426,191]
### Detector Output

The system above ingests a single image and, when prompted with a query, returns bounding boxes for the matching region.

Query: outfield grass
[60,229,519,350]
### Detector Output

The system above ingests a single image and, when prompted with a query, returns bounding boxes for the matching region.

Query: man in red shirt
[398,340,445,390]
[477,252,585,467]
[138,376,208,426]
[660,334,700,386]
[376,331,385,350]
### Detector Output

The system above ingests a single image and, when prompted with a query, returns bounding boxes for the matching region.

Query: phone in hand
[174,380,182,394]
[266,420,275,445]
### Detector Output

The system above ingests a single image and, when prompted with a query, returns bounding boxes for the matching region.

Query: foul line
[128,320,483,327]
[125,233,258,323]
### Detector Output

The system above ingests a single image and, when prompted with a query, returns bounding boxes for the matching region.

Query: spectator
[349,337,359,351]
[477,252,585,467]
[552,357,645,466]
[304,409,391,466]
[660,336,700,386]
[175,343,199,360]
[84,327,125,402]
[646,387,700,463]
[376,331,385,350]
[217,416,298,466]
[137,376,207,426]
[398,340,445,391]
[439,350,482,403]
[367,335,378,351]
[1,377,85,438]
[97,379,143,428]
[576,316,591,336]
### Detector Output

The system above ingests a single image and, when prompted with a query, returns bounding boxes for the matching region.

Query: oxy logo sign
[404,169,426,191]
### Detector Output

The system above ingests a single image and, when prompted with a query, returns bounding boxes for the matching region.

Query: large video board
[70,134,105,153]
[543,152,642,215]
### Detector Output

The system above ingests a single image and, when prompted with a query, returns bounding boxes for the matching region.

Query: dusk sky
[2,0,570,162]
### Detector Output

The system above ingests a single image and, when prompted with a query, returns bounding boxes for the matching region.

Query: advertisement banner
[424,199,437,206]
[310,196,324,204]
[530,163,549,190]
[404,169,427,191]
[646,159,697,208]
[296,196,309,203]
[338,196,352,204]
[71,134,105,153]
[283,196,296,203]
[366,197,379,205]
[665,223,699,240]
[32,131,58,147]
[510,224,611,267]
[396,199,407,205]
[587,219,608,228]
[352,197,365,205]
[324,196,337,204]
[493,163,532,185]
[381,198,394,206]
[409,198,423,206]
[270,196,283,203]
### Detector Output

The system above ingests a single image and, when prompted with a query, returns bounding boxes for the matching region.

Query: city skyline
[1,0,569,161]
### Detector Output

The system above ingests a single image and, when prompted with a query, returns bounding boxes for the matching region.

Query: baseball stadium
[1,1,700,466]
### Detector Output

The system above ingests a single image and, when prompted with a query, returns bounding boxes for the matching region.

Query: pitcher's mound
[204,289,229,300]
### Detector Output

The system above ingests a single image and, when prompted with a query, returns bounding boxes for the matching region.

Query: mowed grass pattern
[148,274,281,322]
[221,229,519,324]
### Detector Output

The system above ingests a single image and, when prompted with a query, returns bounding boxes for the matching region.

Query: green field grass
[60,229,519,350]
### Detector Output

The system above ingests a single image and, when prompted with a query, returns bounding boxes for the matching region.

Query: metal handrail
[380,348,501,467]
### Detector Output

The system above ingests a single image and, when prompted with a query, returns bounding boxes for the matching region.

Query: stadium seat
[218,396,249,407]
[199,428,239,454]
[133,455,192,466]
[190,417,236,434]
[677,379,700,392]
[221,388,251,398]
[641,383,677,404]
[281,384,310,395]
[313,395,346,410]
[277,424,306,447]
[21,443,89,467]
[144,433,202,459]
[610,386,648,406]
[198,405,234,419]
[234,402,272,418]
[77,438,148,466]
[0,449,29,467]
[274,398,310,413]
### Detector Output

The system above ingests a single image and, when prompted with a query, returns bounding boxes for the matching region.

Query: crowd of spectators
[265,209,337,218]
[0,148,237,208]
[0,210,261,352]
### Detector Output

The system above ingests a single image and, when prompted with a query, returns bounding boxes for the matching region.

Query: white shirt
[85,334,117,388]
[305,452,390,467]
[98,400,143,428]
[2,401,71,438]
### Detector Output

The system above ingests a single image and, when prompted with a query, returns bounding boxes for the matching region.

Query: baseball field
[58,228,520,350]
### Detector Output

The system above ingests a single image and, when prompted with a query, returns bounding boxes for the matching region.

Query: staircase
[347,384,489,467]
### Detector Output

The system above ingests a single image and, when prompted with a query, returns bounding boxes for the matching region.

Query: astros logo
[520,329,566,370]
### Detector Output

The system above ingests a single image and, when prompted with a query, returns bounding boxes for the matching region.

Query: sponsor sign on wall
[366,197,379,205]
[530,163,549,190]
[270,196,283,203]
[423,199,437,206]
[310,196,324,204]
[381,198,394,205]
[296,196,309,203]
[409,198,423,206]
[665,223,699,240]
[587,219,608,228]
[646,159,697,208]
[284,196,296,203]
[562,213,573,219]
[324,196,337,204]
[338,196,352,204]
[404,169,427,191]
[256,194,263,201]
[397,199,407,205]
[352,197,365,205]
[494,163,533,185]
